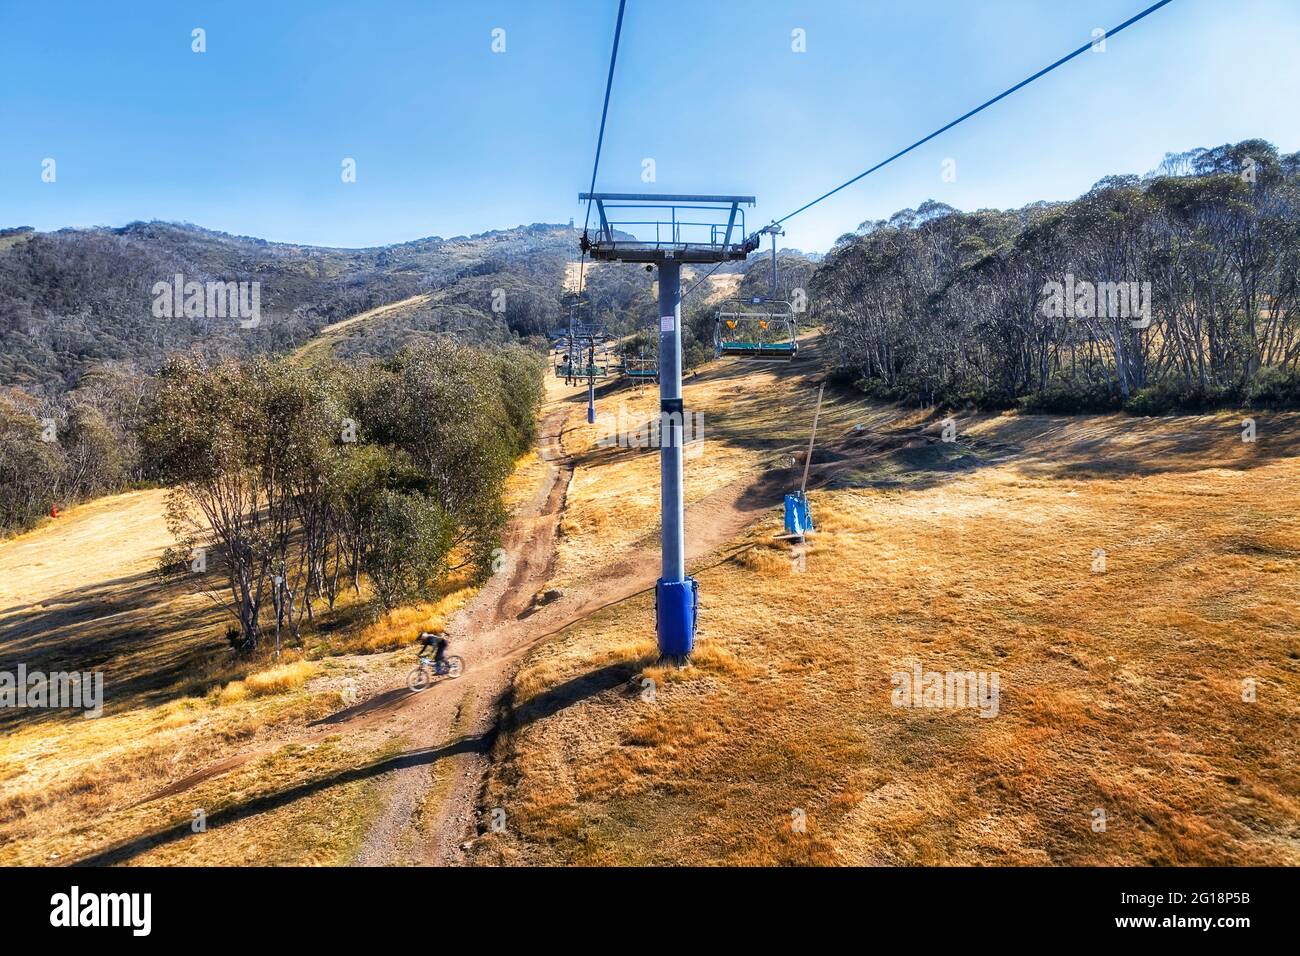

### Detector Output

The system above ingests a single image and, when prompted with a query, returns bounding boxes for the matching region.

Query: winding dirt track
[101,381,790,865]
[354,390,792,864]
[351,403,578,864]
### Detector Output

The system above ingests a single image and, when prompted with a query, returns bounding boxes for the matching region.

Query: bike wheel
[407,665,432,692]
[445,656,464,679]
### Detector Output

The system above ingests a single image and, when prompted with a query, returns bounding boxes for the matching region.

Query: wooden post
[800,383,826,495]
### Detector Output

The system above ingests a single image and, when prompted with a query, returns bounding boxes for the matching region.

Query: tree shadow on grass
[70,734,489,867]
[71,662,640,866]
[0,566,228,732]
[307,686,417,727]
[501,661,641,731]
[1006,414,1300,479]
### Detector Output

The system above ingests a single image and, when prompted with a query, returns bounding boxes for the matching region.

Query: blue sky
[1,0,1296,252]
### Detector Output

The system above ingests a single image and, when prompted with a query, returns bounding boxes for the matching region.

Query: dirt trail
[115,406,575,820]
[345,394,790,864]
[350,405,577,865]
[116,388,791,864]
[292,293,434,363]
[312,293,432,340]
[104,348,818,865]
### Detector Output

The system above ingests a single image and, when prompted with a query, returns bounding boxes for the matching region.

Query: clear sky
[1,0,1296,252]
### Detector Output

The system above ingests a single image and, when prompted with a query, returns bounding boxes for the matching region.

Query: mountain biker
[417,631,450,674]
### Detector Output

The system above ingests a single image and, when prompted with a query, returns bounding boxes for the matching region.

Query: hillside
[0,221,578,394]
[2,136,1297,870]
[3,333,1297,867]
[474,346,1300,866]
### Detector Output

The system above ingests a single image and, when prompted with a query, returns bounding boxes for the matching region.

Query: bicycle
[407,653,464,691]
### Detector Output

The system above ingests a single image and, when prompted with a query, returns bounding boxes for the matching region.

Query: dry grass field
[3,334,1297,867]
[0,343,559,867]
[473,357,1300,866]
[0,480,490,866]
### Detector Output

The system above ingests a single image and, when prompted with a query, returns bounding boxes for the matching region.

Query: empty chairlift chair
[714,298,798,361]
[623,361,659,383]
[621,350,659,384]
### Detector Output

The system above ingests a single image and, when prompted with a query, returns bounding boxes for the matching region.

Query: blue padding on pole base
[784,492,814,536]
[655,577,698,659]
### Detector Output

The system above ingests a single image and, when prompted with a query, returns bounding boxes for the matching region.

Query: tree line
[813,139,1300,413]
[141,341,543,653]
[1,338,542,657]
[0,366,148,532]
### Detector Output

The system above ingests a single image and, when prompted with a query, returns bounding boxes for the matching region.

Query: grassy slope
[292,292,435,365]
[4,335,1297,866]
[0,264,579,865]
[473,358,1300,865]
[0,446,556,866]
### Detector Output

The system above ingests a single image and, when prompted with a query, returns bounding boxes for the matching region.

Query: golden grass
[0,681,342,861]
[0,573,455,865]
[476,366,1300,866]
[8,331,1299,867]
[0,402,552,867]
[217,660,318,705]
[344,587,478,654]
[123,739,396,866]
[736,544,793,576]
[550,363,840,587]
[0,735,395,867]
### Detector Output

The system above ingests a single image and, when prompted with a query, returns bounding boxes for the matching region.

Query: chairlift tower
[761,222,783,299]
[580,192,758,661]
[554,306,611,423]
[713,221,799,361]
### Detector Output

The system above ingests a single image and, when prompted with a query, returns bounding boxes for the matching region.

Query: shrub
[1245,367,1300,408]
[363,490,455,612]
[1019,380,1122,414]
[1124,382,1237,416]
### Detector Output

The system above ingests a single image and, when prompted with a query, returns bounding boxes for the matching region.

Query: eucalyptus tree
[814,138,1300,412]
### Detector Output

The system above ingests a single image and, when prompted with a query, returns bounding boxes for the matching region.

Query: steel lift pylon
[554,308,612,423]
[580,192,758,661]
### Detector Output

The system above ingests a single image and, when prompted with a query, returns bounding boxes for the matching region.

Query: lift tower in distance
[580,193,759,661]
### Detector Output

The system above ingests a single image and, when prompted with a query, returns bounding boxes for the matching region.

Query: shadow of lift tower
[580,192,760,663]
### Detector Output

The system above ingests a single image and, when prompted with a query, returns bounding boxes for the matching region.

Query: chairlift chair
[553,321,614,383]
[622,352,659,384]
[714,297,798,361]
